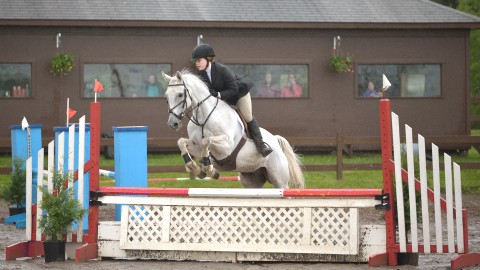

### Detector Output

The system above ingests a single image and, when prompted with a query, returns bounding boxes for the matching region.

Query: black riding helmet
[192,43,215,61]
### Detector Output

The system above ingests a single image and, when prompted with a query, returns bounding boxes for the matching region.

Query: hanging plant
[50,53,74,77]
[330,50,353,73]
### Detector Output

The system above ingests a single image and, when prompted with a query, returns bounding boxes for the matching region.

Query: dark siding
[0,27,469,141]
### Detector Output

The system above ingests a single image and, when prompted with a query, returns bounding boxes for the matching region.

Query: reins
[167,81,219,138]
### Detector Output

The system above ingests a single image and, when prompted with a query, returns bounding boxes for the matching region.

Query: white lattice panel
[118,197,367,255]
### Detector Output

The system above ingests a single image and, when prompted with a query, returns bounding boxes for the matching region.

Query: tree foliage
[0,157,26,207]
[38,170,88,241]
[455,0,480,127]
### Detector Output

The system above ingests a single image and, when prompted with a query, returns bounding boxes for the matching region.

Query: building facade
[1,0,479,147]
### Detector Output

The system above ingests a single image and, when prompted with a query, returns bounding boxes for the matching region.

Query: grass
[1,148,479,194]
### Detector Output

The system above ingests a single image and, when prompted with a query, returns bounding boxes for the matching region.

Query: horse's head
[162,70,191,130]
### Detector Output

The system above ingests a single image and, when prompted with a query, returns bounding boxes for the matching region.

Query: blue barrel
[113,126,148,221]
[53,124,90,231]
[10,124,43,204]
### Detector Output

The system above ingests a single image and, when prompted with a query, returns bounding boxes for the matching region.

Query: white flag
[21,117,29,130]
[383,74,391,91]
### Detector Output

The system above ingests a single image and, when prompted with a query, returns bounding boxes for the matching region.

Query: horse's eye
[178,93,183,98]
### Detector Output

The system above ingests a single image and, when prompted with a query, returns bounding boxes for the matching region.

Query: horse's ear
[175,71,182,81]
[161,71,172,81]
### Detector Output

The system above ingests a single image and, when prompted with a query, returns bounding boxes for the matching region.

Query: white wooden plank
[67,124,75,242]
[98,240,128,258]
[405,125,418,252]
[418,135,430,253]
[57,132,64,172]
[68,124,75,188]
[432,144,442,253]
[25,157,32,241]
[36,148,44,241]
[349,208,359,254]
[391,112,406,252]
[121,241,354,255]
[98,221,121,240]
[162,206,171,243]
[119,205,129,249]
[47,141,54,193]
[188,188,283,197]
[77,116,85,241]
[303,207,312,245]
[98,196,378,208]
[444,153,455,253]
[453,163,464,253]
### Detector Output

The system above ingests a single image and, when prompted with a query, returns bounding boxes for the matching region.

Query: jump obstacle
[5,99,480,269]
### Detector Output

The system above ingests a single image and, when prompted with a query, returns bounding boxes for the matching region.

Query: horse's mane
[179,68,209,93]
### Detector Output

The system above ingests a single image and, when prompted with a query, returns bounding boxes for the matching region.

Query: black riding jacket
[198,62,249,105]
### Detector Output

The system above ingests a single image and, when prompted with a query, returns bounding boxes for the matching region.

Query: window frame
[224,61,311,99]
[354,61,444,99]
[81,61,173,99]
[0,62,33,99]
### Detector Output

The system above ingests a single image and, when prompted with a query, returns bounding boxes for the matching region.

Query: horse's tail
[276,135,305,189]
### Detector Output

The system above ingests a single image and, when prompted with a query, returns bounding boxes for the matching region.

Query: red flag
[94,79,104,93]
[67,108,77,120]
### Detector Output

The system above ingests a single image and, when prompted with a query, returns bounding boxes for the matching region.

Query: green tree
[456,0,480,127]
[431,0,458,8]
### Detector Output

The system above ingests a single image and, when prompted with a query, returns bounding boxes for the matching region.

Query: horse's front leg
[200,135,228,179]
[177,138,205,179]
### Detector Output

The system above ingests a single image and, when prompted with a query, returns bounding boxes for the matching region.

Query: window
[357,64,441,98]
[83,64,171,98]
[0,63,32,98]
[227,64,308,98]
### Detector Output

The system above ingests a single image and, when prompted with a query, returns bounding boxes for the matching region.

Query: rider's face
[196,58,208,71]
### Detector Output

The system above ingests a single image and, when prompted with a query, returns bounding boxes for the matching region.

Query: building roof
[0,0,479,29]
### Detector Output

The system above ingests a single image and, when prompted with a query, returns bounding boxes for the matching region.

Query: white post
[391,112,406,252]
[67,124,75,242]
[405,125,418,252]
[77,116,86,241]
[47,141,55,193]
[453,163,464,253]
[25,157,32,241]
[432,144,442,253]
[418,135,430,253]
[36,148,44,241]
[444,153,455,253]
[57,132,65,172]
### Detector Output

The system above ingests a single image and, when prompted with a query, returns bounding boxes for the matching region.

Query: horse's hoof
[212,171,220,179]
[198,171,207,179]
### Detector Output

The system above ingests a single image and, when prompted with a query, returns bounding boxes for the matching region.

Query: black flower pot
[8,207,26,216]
[43,241,66,263]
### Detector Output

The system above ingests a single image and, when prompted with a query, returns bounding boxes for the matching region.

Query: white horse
[162,69,304,189]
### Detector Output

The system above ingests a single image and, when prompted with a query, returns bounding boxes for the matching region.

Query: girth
[210,136,247,171]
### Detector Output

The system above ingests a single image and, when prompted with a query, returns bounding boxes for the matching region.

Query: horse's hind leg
[177,138,204,178]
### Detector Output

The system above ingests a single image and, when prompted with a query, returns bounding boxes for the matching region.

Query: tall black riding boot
[247,117,273,157]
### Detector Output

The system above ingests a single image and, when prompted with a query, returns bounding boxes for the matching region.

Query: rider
[191,43,273,157]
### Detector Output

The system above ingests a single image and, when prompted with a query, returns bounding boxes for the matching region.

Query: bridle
[167,82,190,120]
[166,81,219,138]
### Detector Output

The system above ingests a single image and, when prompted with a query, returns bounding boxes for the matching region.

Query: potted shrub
[1,157,26,216]
[49,53,74,77]
[330,50,353,73]
[38,169,88,262]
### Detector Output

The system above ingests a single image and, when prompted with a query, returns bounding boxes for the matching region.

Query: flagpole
[67,97,70,127]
